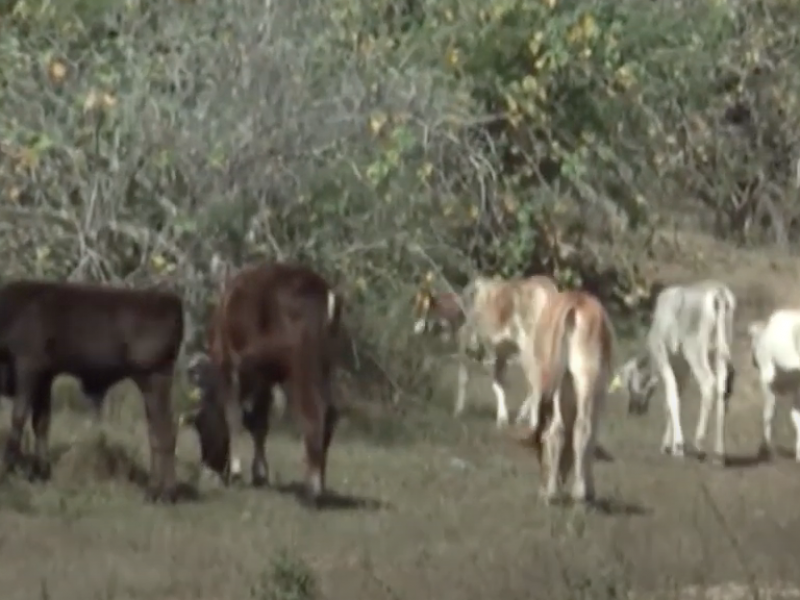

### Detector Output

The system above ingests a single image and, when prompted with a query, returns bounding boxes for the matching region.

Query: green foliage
[252,550,319,600]
[3,0,800,405]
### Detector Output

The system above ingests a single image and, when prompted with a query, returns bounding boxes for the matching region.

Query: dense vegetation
[3,0,800,400]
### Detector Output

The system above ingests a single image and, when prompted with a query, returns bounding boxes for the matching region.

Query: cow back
[209,262,340,374]
[0,280,184,379]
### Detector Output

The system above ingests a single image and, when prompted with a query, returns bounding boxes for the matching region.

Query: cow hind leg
[243,385,272,488]
[570,371,597,504]
[540,392,565,504]
[30,374,55,482]
[135,370,178,503]
[791,392,800,463]
[685,349,718,461]
[756,365,777,460]
[492,354,511,428]
[3,365,41,477]
[659,355,688,457]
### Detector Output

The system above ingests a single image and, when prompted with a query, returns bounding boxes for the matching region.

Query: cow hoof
[146,486,178,504]
[29,460,52,482]
[495,417,510,429]
[757,442,773,461]
[539,487,558,505]
[299,490,323,510]
[672,443,685,458]
[251,473,270,489]
[710,453,727,468]
[660,445,672,456]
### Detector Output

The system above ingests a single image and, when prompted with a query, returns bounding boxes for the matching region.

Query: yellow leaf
[83,89,100,112]
[417,162,433,181]
[188,387,201,402]
[48,60,67,83]
[469,205,479,220]
[151,254,167,271]
[445,46,460,68]
[369,112,388,136]
[102,93,117,108]
[355,277,367,291]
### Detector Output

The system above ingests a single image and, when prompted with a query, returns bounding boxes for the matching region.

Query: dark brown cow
[180,261,342,507]
[0,280,184,502]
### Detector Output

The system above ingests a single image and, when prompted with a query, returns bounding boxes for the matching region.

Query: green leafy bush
[3,0,800,407]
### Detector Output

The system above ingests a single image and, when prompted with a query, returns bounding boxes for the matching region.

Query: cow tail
[713,289,735,400]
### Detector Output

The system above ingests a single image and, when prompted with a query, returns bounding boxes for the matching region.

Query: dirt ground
[1,233,800,600]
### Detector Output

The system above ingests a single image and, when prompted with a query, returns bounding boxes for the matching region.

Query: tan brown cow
[413,274,558,427]
[0,280,184,503]
[517,289,615,505]
[180,261,343,507]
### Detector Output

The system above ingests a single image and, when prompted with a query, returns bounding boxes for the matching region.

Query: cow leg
[540,391,565,504]
[243,384,272,488]
[298,375,339,508]
[571,370,596,504]
[453,358,469,418]
[791,400,800,463]
[519,359,543,430]
[686,349,719,461]
[491,354,511,428]
[30,374,55,481]
[210,365,244,483]
[2,365,37,476]
[135,371,178,503]
[659,355,688,457]
[756,365,777,460]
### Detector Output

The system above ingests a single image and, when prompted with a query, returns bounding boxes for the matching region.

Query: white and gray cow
[610,280,736,463]
[748,308,800,462]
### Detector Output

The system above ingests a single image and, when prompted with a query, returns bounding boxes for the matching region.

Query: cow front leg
[242,385,272,488]
[492,355,511,428]
[686,351,717,460]
[757,367,777,460]
[3,366,36,477]
[136,371,178,503]
[30,374,55,481]
[659,358,687,457]
[791,393,800,463]
[540,403,565,504]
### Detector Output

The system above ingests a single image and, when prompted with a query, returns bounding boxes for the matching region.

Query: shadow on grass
[273,481,388,512]
[546,495,650,517]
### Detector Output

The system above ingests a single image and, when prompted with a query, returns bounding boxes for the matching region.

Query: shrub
[3,0,800,408]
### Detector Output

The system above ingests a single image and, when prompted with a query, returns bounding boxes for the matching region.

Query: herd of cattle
[0,260,797,509]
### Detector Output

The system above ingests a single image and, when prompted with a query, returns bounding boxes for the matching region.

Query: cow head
[609,353,658,416]
[180,353,237,483]
[412,288,463,340]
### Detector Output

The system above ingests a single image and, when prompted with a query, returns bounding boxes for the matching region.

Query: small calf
[748,309,800,461]
[413,275,558,427]
[0,280,184,502]
[610,280,736,462]
[518,289,615,504]
[181,261,342,506]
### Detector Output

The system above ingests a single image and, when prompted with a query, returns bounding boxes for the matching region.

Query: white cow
[412,275,558,427]
[748,309,800,462]
[610,280,736,462]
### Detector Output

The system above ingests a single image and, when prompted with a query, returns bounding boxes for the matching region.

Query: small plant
[251,549,320,600]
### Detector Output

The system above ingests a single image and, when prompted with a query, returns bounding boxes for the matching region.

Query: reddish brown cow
[0,280,184,503]
[180,261,343,506]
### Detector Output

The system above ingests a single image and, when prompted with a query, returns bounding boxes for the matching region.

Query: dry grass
[1,241,800,600]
